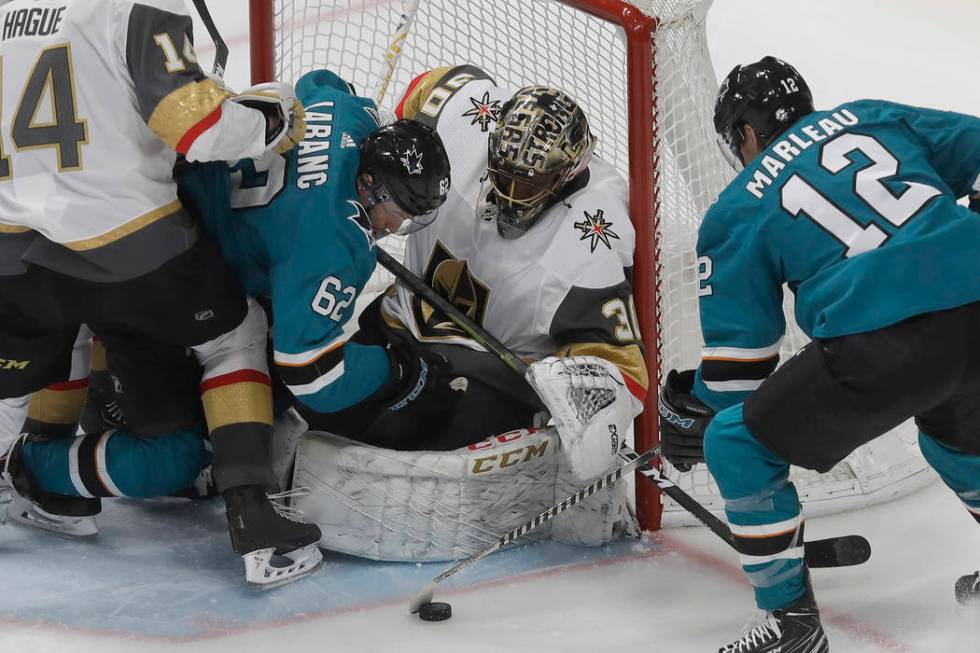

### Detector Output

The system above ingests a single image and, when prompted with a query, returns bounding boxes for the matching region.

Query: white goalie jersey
[385,65,649,403]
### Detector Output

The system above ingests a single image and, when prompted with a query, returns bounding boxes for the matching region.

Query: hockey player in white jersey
[0,0,320,587]
[389,66,648,471]
[291,65,648,561]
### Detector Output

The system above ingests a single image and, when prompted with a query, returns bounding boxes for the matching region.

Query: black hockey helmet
[358,119,451,231]
[714,56,813,158]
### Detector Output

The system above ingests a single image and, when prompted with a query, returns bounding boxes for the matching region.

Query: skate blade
[243,544,323,590]
[5,497,98,537]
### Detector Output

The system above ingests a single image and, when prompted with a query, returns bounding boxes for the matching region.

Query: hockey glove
[658,369,714,472]
[233,82,306,155]
[526,356,639,481]
[970,193,980,214]
[384,342,467,418]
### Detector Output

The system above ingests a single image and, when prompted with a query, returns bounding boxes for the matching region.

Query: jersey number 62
[311,276,356,322]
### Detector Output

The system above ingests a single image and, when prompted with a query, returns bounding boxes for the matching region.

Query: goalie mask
[483,86,596,238]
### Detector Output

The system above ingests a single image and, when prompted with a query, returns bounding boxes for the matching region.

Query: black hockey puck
[417,601,452,621]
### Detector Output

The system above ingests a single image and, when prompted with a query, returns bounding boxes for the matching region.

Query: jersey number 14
[780,133,941,257]
[0,44,87,178]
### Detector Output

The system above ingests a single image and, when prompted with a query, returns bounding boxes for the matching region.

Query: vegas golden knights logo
[413,241,490,339]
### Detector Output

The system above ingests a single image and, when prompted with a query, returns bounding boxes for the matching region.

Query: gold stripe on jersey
[63,200,181,251]
[28,386,87,426]
[0,224,31,233]
[91,339,107,373]
[201,381,274,430]
[147,79,230,149]
[558,342,649,394]
[397,66,456,121]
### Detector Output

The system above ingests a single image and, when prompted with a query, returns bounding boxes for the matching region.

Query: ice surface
[4,483,980,652]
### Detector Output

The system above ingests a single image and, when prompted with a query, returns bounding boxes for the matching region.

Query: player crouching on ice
[283,66,649,561]
[658,57,980,651]
[0,68,452,589]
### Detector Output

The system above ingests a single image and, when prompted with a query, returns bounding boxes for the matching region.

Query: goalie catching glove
[658,369,714,472]
[526,356,641,480]
[233,82,306,154]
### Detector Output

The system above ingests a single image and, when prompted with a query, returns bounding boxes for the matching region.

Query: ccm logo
[658,396,694,429]
[471,440,550,474]
[467,428,537,452]
[0,358,29,370]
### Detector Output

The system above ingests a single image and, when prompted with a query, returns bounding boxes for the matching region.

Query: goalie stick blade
[804,534,871,568]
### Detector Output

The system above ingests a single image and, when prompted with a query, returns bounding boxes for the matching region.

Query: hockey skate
[718,580,829,653]
[223,484,322,589]
[0,434,100,537]
[955,571,980,604]
[78,370,127,435]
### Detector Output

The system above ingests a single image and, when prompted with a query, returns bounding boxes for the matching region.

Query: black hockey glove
[658,369,715,472]
[383,341,466,418]
[970,193,980,214]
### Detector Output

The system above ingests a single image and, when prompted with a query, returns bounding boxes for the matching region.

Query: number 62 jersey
[178,69,390,415]
[694,99,980,411]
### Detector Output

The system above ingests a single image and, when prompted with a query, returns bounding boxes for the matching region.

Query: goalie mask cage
[248,0,935,531]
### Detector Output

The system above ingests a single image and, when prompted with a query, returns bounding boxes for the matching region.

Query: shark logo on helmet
[400,147,424,175]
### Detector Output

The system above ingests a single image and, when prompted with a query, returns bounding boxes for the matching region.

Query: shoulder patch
[461,90,502,133]
[573,209,620,253]
[396,64,495,128]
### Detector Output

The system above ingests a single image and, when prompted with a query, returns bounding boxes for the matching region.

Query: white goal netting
[260,0,935,527]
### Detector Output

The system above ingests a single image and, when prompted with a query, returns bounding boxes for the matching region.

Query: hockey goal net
[248,0,934,530]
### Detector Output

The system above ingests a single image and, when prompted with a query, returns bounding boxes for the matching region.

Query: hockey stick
[408,444,662,614]
[375,0,421,105]
[618,445,871,569]
[376,248,872,569]
[376,248,526,375]
[191,0,229,78]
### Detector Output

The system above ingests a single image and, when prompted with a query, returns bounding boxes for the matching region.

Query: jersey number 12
[780,133,941,257]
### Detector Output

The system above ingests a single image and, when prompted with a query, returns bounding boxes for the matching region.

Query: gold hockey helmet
[485,85,596,238]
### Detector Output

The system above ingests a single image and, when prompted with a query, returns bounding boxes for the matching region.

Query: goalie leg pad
[291,427,634,562]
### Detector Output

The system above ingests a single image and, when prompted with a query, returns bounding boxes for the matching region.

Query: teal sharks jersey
[694,99,980,411]
[179,69,390,413]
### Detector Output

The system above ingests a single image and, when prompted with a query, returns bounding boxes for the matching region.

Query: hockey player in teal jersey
[178,68,452,419]
[0,69,453,557]
[656,57,980,652]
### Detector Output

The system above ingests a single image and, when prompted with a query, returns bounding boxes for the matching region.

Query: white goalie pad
[526,356,641,480]
[290,427,637,562]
